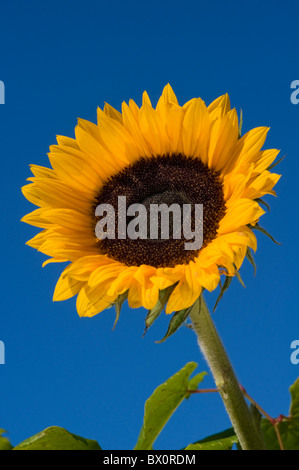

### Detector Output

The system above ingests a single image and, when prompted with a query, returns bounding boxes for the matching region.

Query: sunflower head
[21,84,281,327]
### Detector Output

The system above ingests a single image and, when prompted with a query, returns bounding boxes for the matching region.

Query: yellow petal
[127,280,143,309]
[192,260,220,292]
[75,124,121,174]
[253,149,280,174]
[243,171,281,199]
[76,284,115,317]
[56,135,79,148]
[88,263,126,288]
[65,255,113,281]
[227,127,270,174]
[160,83,179,105]
[53,267,85,301]
[209,109,239,172]
[21,208,57,228]
[41,208,93,232]
[103,102,123,123]
[97,109,140,165]
[182,98,210,162]
[156,83,179,123]
[138,103,170,155]
[122,101,151,156]
[166,278,201,314]
[29,164,56,179]
[23,179,90,211]
[107,266,138,297]
[208,93,231,120]
[142,90,152,107]
[48,151,101,195]
[165,106,185,154]
[141,284,159,310]
[218,199,265,234]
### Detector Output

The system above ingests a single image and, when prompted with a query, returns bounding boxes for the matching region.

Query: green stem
[189,296,266,450]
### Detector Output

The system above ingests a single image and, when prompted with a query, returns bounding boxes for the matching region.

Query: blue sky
[0,0,298,450]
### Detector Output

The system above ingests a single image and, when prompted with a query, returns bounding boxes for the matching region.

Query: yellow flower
[21,85,281,318]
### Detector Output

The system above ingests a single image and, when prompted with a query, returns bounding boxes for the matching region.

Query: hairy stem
[189,296,266,450]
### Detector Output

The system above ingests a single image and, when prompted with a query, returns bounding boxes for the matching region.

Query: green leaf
[235,269,246,288]
[231,263,246,288]
[261,377,299,450]
[186,435,238,450]
[249,404,264,444]
[191,377,299,451]
[13,426,101,451]
[0,429,13,450]
[250,404,262,430]
[290,377,299,418]
[255,198,271,212]
[187,373,207,395]
[186,378,299,451]
[113,291,128,330]
[144,285,176,333]
[246,247,257,276]
[187,427,235,444]
[250,223,281,245]
[156,303,195,343]
[185,427,237,450]
[213,275,233,312]
[238,108,243,138]
[267,154,285,171]
[134,362,206,450]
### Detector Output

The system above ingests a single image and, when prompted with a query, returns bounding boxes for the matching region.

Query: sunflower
[21,84,280,318]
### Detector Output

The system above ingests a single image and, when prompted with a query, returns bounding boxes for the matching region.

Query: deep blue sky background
[0,0,298,450]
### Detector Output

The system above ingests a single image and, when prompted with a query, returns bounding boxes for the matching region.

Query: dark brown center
[93,154,226,268]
